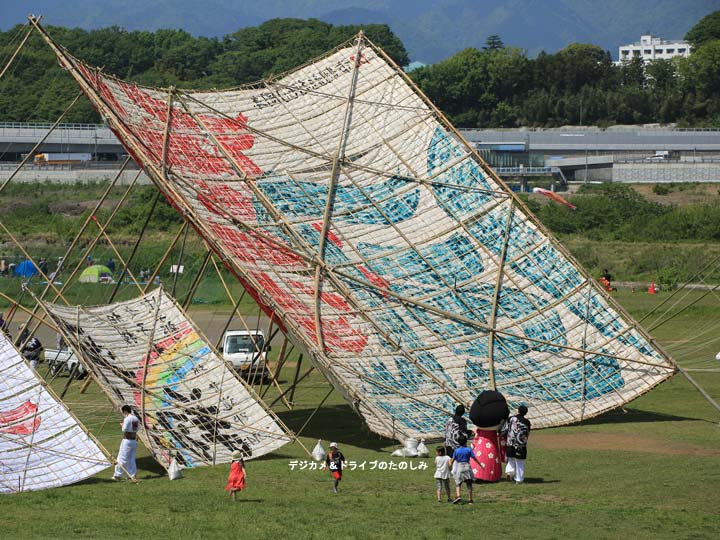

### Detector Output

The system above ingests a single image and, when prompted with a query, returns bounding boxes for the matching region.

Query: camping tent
[78,265,114,283]
[14,260,38,278]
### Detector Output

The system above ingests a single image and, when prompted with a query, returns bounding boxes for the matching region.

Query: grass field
[1,292,719,540]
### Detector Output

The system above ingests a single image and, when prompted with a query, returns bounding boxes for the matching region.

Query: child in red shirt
[225,450,246,501]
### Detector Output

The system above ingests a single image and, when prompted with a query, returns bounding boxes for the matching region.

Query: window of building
[644,49,652,54]
[633,50,641,56]
[666,48,674,54]
[656,49,663,54]
[678,48,686,53]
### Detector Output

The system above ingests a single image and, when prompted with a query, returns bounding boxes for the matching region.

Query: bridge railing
[0,161,137,171]
[0,122,103,131]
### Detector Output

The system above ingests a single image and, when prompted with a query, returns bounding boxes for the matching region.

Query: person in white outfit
[434,446,452,502]
[112,405,139,482]
[505,405,531,484]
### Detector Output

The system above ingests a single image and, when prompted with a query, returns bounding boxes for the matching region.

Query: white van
[45,348,88,378]
[220,330,270,382]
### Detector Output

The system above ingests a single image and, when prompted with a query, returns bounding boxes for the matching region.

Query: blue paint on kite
[467,207,541,258]
[521,311,568,353]
[511,244,584,299]
[467,350,624,401]
[566,293,660,358]
[359,233,484,287]
[427,128,493,217]
[256,174,420,225]
[371,307,455,387]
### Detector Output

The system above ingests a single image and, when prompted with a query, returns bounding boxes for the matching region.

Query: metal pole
[288,354,304,406]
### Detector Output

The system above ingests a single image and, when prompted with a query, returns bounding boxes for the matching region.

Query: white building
[618,35,692,63]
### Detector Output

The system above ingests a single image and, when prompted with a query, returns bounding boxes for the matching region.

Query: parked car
[219,330,270,382]
[45,348,88,378]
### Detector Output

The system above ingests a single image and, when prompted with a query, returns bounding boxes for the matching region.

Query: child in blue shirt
[449,436,477,504]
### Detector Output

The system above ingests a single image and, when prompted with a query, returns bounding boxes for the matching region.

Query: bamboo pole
[182,249,213,310]
[0,22,35,82]
[486,203,516,391]
[138,288,163,463]
[170,224,190,297]
[287,353,304,406]
[108,190,162,303]
[678,367,720,419]
[270,365,315,409]
[294,386,334,438]
[260,336,290,399]
[143,223,188,294]
[312,34,364,353]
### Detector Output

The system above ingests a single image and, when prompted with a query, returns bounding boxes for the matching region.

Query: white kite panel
[0,334,110,494]
[40,289,290,469]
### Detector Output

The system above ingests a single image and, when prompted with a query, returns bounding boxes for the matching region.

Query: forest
[0,11,719,127]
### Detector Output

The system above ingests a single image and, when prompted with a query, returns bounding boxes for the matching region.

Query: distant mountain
[4,0,719,62]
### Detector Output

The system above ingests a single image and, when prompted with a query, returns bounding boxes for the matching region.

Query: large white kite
[35,21,676,440]
[40,289,291,469]
[0,334,110,493]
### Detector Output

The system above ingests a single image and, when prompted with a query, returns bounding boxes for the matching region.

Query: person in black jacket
[505,405,531,483]
[444,404,472,457]
[19,329,43,370]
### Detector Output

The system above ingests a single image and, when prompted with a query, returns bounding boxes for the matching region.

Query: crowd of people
[106,398,529,504]
[438,404,531,504]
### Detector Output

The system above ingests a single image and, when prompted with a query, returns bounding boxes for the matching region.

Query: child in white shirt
[434,446,452,502]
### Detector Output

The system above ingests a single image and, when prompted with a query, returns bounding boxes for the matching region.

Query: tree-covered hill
[1,14,718,127]
[409,13,720,128]
[0,19,408,124]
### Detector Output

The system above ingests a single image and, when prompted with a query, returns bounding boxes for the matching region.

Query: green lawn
[1,292,719,539]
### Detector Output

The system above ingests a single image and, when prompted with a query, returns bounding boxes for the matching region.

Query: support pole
[678,367,720,419]
[0,23,34,82]
[294,387,334,439]
[108,190,162,303]
[288,354,304,406]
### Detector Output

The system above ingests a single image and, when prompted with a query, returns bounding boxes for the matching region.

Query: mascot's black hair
[469,390,509,429]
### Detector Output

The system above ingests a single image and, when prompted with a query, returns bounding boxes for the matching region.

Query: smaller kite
[532,187,576,210]
[0,334,111,493]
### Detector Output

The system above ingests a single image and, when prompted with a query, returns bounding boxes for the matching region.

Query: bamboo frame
[20,17,699,437]
[312,34,365,353]
[486,203,517,390]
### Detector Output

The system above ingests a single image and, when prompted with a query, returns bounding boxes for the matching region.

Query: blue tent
[14,260,38,278]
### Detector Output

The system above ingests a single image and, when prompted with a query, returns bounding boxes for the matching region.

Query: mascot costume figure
[468,390,510,482]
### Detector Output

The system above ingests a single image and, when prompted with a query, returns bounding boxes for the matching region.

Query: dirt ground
[630,183,720,206]
[6,307,716,459]
[532,432,720,456]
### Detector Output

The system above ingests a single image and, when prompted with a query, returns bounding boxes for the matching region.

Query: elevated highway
[0,122,122,157]
[4,123,720,158]
[460,127,720,152]
[2,123,720,183]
